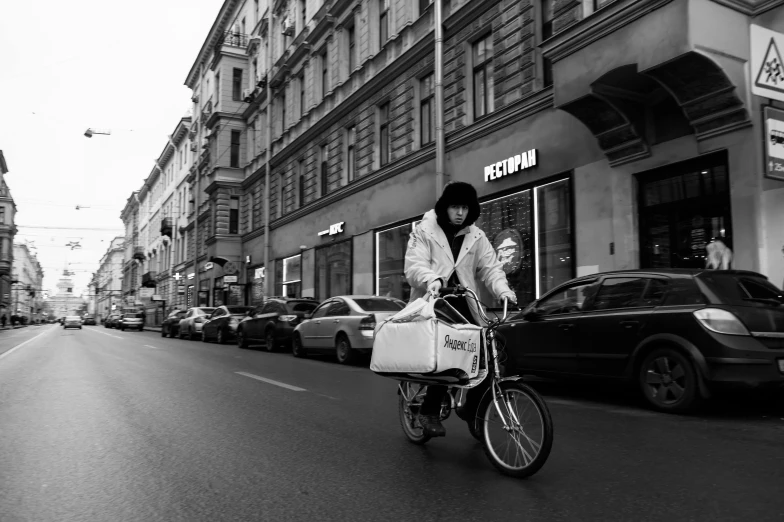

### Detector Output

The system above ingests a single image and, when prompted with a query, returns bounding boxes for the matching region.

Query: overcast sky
[0,0,221,296]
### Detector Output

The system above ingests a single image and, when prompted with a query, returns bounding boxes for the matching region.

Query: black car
[201,305,256,343]
[82,317,97,326]
[236,297,319,350]
[161,309,187,338]
[500,269,784,413]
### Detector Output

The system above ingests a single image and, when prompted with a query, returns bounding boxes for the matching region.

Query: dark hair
[435,182,481,228]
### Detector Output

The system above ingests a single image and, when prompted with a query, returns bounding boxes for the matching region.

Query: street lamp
[84,128,112,138]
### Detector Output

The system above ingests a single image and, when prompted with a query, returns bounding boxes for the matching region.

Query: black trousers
[420,296,491,417]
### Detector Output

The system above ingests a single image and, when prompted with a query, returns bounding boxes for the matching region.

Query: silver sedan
[178,307,216,340]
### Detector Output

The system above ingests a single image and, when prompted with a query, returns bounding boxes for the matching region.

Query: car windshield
[227,306,254,316]
[698,273,783,305]
[352,298,405,312]
[287,302,318,313]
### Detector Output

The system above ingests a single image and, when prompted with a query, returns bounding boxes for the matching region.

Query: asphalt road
[1,325,783,522]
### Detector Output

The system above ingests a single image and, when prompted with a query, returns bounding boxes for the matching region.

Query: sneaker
[418,414,446,437]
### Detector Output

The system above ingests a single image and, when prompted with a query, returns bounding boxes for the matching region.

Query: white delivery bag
[370,298,483,380]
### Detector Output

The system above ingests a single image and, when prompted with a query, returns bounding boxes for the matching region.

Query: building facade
[0,151,17,314]
[10,243,44,323]
[120,117,194,326]
[91,236,125,322]
[127,0,784,315]
[45,272,85,319]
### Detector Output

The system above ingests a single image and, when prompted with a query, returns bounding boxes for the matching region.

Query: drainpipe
[263,7,273,299]
[434,0,446,197]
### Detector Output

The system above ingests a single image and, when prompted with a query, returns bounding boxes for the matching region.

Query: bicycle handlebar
[437,285,510,325]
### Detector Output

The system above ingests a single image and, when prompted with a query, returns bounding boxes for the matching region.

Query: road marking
[315,393,340,400]
[235,371,307,392]
[85,328,124,340]
[144,345,159,349]
[0,329,50,361]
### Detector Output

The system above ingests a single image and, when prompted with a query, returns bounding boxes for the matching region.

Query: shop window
[638,151,731,269]
[247,266,265,306]
[276,254,301,297]
[198,279,210,307]
[315,240,352,301]
[473,34,495,119]
[213,277,225,307]
[535,179,573,297]
[375,220,421,301]
[420,74,435,146]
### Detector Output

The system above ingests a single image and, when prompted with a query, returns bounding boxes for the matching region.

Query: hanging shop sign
[138,288,154,298]
[203,262,214,271]
[187,273,195,280]
[254,267,266,279]
[318,221,345,236]
[484,149,537,182]
[224,276,238,283]
[178,285,185,295]
[493,229,523,275]
[223,261,238,275]
[763,106,784,181]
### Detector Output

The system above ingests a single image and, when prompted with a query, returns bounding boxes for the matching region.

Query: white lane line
[0,329,51,361]
[235,371,307,392]
[144,345,159,349]
[84,328,124,340]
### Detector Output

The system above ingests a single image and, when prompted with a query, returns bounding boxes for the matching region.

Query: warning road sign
[752,25,784,101]
[763,106,784,181]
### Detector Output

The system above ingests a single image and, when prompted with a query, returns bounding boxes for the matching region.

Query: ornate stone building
[0,150,17,314]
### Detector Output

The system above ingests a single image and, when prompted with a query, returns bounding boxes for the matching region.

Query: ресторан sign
[484,149,537,182]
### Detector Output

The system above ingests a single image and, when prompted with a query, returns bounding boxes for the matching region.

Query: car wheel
[639,347,702,413]
[265,329,276,352]
[161,327,168,337]
[335,334,354,365]
[237,329,249,349]
[217,329,225,344]
[201,330,209,343]
[188,328,195,341]
[292,334,306,358]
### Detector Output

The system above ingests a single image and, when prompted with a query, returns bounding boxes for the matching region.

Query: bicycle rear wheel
[398,382,431,445]
[478,381,553,478]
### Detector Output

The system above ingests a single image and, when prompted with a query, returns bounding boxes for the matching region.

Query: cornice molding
[443,0,502,35]
[712,0,784,15]
[541,0,674,64]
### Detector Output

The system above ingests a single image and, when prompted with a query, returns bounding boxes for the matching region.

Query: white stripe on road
[0,329,51,361]
[84,328,124,340]
[235,372,307,392]
[144,345,159,349]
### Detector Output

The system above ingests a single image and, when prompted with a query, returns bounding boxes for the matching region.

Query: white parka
[404,209,513,324]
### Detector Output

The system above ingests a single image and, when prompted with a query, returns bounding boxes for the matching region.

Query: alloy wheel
[644,355,687,405]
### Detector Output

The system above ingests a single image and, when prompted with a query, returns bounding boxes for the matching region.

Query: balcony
[216,30,249,50]
[133,246,145,261]
[160,217,173,237]
[141,271,158,288]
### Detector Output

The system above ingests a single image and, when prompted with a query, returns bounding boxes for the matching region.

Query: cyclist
[404,181,517,437]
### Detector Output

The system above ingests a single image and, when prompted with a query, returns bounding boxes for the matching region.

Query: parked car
[63,316,82,330]
[498,269,784,413]
[119,313,144,331]
[178,307,217,340]
[201,305,256,343]
[236,297,319,351]
[292,296,406,364]
[82,316,96,326]
[105,313,122,328]
[161,309,187,338]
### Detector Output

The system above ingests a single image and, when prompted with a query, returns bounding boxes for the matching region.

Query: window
[232,68,243,101]
[300,0,307,31]
[375,222,419,299]
[348,26,356,72]
[420,74,435,146]
[281,91,286,132]
[327,299,351,316]
[229,197,239,234]
[379,103,390,166]
[320,145,329,196]
[230,130,241,168]
[0,207,5,224]
[379,0,389,47]
[472,34,495,118]
[254,0,259,24]
[345,126,356,183]
[542,0,554,86]
[298,160,306,207]
[535,179,572,296]
[419,0,433,16]
[278,172,286,217]
[299,73,306,118]
[315,240,352,301]
[215,72,220,105]
[533,280,599,316]
[312,300,333,319]
[276,254,302,297]
[321,48,329,98]
[588,277,650,311]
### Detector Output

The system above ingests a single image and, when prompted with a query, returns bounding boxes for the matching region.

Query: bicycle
[396,286,554,478]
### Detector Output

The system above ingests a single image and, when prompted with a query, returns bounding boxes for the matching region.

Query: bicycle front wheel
[478,381,553,478]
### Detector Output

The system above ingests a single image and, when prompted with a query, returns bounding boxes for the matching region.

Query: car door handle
[558,324,574,331]
[620,320,639,329]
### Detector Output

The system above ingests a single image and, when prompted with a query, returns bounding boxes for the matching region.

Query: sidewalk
[0,325,29,331]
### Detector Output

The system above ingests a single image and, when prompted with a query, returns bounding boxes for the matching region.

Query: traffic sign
[751,25,784,102]
[763,106,784,180]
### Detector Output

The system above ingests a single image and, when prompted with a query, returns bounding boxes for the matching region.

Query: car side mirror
[304,313,312,319]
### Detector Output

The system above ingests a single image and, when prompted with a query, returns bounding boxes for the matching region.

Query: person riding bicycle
[404,181,517,437]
